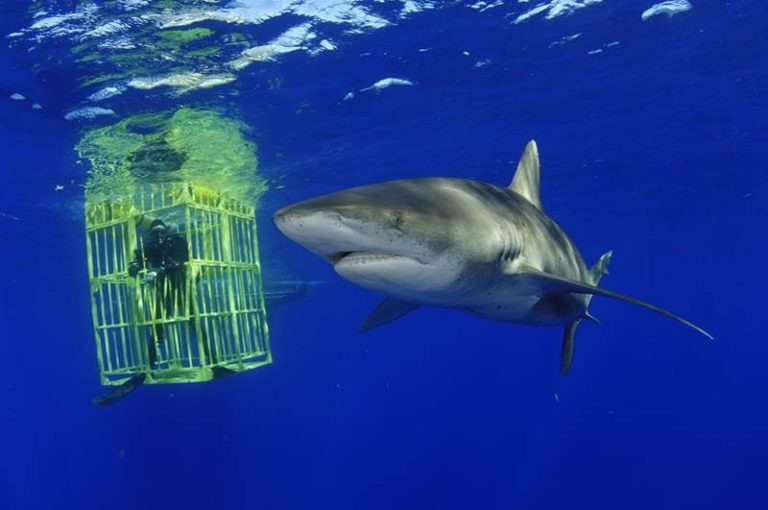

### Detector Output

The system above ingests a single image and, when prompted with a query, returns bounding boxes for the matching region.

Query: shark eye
[389,212,404,229]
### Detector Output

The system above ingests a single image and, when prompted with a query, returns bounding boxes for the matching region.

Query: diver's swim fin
[211,366,238,379]
[91,373,146,407]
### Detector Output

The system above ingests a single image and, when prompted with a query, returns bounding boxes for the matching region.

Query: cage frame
[85,182,272,386]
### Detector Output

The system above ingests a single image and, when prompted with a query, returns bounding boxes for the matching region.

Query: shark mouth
[272,207,430,270]
[331,251,425,267]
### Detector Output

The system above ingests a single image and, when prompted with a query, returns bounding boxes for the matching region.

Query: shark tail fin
[561,309,602,374]
[561,320,580,375]
[562,309,605,374]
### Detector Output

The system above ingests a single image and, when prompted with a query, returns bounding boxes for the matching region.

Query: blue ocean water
[1,1,766,508]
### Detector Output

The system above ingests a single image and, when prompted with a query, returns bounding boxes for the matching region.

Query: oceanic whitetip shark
[273,141,712,374]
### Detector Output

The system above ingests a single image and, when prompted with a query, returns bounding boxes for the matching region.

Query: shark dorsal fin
[509,140,542,210]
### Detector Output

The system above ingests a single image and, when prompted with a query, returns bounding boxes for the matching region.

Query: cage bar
[85,183,272,386]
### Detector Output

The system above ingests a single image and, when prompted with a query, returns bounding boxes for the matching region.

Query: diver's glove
[142,270,159,283]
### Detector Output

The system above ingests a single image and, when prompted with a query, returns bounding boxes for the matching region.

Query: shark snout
[274,205,380,264]
[273,200,314,225]
[273,200,433,271]
[272,206,303,233]
[274,202,340,235]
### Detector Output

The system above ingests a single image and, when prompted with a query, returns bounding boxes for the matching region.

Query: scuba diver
[128,218,190,366]
[92,219,218,406]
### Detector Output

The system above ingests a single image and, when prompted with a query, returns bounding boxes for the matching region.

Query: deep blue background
[1,1,767,509]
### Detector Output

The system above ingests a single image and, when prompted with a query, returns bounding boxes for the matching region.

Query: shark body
[273,141,712,373]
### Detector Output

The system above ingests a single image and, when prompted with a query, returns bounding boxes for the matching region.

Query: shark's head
[273,179,505,304]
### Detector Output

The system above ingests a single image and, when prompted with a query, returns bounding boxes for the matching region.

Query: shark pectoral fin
[518,270,714,340]
[361,298,420,332]
[561,320,580,375]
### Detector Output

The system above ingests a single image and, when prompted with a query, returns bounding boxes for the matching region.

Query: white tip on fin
[509,140,542,210]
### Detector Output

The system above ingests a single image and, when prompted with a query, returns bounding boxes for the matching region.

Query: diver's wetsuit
[128,223,190,366]
[128,228,189,281]
[92,221,220,407]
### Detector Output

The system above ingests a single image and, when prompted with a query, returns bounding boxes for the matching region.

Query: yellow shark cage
[85,183,272,386]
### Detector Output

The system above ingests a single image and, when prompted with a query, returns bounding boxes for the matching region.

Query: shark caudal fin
[561,321,579,374]
[560,250,613,374]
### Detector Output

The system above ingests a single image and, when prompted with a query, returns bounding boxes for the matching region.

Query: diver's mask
[150,222,168,243]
